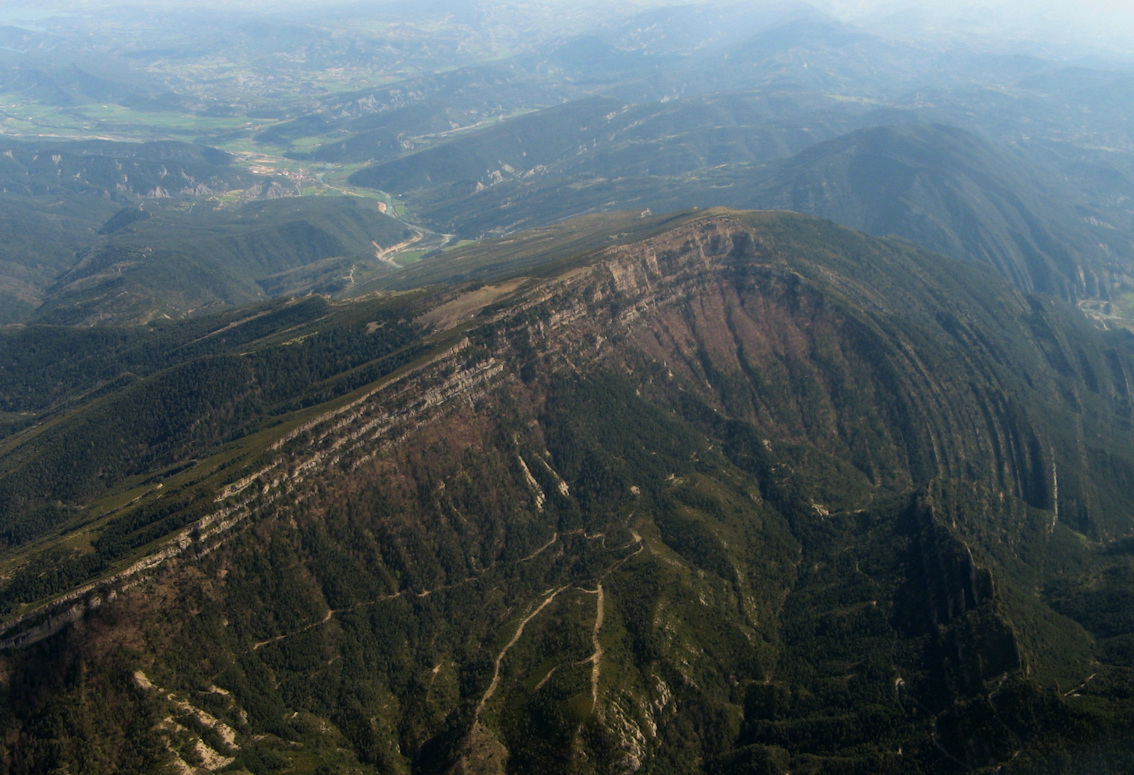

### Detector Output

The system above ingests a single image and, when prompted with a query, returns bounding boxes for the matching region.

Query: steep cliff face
[2,210,1133,773]
[487,212,1133,534]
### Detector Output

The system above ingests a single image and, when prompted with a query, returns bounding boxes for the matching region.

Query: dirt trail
[1064,673,1097,697]
[580,585,605,714]
[476,586,567,719]
[520,532,558,562]
[534,666,559,692]
[245,534,565,659]
[252,607,333,651]
[372,231,422,266]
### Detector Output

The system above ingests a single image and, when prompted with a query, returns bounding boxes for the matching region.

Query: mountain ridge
[1,209,1132,772]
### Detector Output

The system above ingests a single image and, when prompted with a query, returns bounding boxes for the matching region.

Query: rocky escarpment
[0,332,506,649]
[477,211,1132,536]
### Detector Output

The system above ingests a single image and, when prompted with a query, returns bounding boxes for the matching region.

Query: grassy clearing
[443,239,478,252]
[288,136,326,151]
[213,139,291,156]
[1079,294,1134,332]
[0,97,277,144]
[1113,292,1134,317]
[0,97,88,134]
[394,250,426,265]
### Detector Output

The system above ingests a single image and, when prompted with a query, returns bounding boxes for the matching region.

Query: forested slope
[0,210,1132,773]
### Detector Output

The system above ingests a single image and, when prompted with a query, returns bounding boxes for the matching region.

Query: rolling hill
[736,123,1119,299]
[0,138,273,324]
[27,196,412,326]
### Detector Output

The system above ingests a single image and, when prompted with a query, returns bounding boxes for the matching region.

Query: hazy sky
[11,0,1134,24]
[841,0,1134,56]
[9,0,1134,57]
[825,0,1134,25]
[14,0,1134,15]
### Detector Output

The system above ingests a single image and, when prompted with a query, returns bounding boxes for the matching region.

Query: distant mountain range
[346,112,1121,301]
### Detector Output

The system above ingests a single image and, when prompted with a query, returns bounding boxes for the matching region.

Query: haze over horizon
[4,0,1132,63]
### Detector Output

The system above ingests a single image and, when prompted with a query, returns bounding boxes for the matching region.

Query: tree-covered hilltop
[0,210,1132,773]
[31,196,414,326]
[0,138,264,324]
